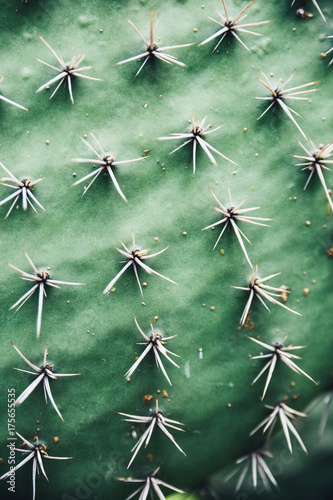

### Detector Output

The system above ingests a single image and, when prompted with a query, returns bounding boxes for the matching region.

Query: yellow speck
[45,140,50,145]
[290,381,296,387]
[255,153,259,157]
[243,127,247,132]
[220,249,225,255]
[202,5,205,8]
[111,287,116,292]
[292,27,296,32]
[233,170,237,175]
[211,226,215,230]
[202,303,206,307]
[157,389,161,393]
[154,237,158,241]
[99,28,103,32]
[153,316,158,322]
[303,288,310,297]
[305,220,311,226]
[270,73,274,77]
[143,395,153,405]
[162,390,168,398]
[312,279,316,284]
[126,377,131,382]
[144,103,148,109]
[210,306,215,311]
[280,285,289,303]
[142,282,148,287]
[227,403,232,407]
[53,436,59,444]
[72,172,77,177]
[182,231,187,236]
[293,196,297,201]
[36,420,40,424]
[146,453,153,462]
[87,330,90,333]
[92,333,95,336]
[86,114,88,117]
[194,28,198,32]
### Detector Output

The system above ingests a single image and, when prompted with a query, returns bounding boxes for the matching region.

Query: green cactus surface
[0,0,332,499]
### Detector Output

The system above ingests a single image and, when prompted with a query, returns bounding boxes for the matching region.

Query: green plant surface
[0,0,332,499]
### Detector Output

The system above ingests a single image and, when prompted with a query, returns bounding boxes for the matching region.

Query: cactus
[0,1,332,499]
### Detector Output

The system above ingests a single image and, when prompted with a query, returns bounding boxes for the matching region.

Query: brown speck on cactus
[291,0,326,23]
[11,342,81,421]
[8,250,84,338]
[103,229,177,297]
[232,264,303,325]
[202,185,272,267]
[143,395,153,405]
[0,162,45,218]
[198,0,272,53]
[157,111,237,174]
[118,398,185,468]
[0,74,28,111]
[326,246,333,258]
[255,69,319,140]
[35,34,103,104]
[279,285,290,303]
[116,9,194,77]
[296,8,313,20]
[71,130,145,201]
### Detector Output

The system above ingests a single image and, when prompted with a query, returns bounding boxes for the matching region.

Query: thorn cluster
[293,139,333,212]
[125,316,180,385]
[250,401,308,455]
[118,398,185,469]
[116,9,194,77]
[225,447,278,493]
[36,34,102,103]
[119,466,184,500]
[255,69,319,140]
[157,111,236,174]
[103,230,177,297]
[9,250,84,338]
[71,130,145,201]
[199,0,271,53]
[0,432,71,500]
[202,185,272,267]
[248,335,316,400]
[12,343,80,421]
[232,265,303,325]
